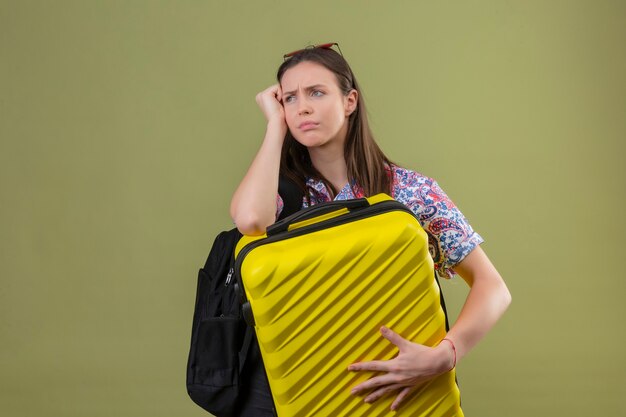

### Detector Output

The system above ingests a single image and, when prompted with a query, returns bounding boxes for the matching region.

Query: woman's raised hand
[256,84,287,132]
[348,326,455,411]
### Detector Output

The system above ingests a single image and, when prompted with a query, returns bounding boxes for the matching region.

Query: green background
[1,1,624,416]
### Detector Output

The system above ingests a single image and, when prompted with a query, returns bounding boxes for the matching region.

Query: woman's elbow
[232,212,273,236]
[498,278,512,312]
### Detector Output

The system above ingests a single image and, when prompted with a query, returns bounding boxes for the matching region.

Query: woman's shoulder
[389,164,435,190]
[389,165,451,207]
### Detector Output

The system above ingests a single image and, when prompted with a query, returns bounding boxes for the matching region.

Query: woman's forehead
[280,61,338,89]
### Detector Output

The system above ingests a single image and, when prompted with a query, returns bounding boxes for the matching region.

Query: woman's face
[280,61,357,150]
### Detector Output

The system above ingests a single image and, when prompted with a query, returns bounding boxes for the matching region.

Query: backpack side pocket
[187,315,246,417]
[192,316,246,386]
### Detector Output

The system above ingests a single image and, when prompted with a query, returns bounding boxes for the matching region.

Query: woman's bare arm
[230,84,287,235]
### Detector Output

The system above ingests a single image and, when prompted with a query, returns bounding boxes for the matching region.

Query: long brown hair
[277,47,394,201]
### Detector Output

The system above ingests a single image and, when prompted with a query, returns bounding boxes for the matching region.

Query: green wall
[1,1,624,416]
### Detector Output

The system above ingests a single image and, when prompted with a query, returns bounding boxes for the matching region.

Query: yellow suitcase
[234,194,463,416]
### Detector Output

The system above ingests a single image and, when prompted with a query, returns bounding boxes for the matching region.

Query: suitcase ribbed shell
[236,194,463,416]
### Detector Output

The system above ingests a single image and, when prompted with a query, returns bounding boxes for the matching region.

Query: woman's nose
[298,98,312,115]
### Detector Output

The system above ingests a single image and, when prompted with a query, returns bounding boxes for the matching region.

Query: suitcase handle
[267,198,370,236]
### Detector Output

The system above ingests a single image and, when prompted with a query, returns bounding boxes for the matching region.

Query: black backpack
[186,177,303,417]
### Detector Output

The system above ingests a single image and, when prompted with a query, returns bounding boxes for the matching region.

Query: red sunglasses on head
[283,42,343,60]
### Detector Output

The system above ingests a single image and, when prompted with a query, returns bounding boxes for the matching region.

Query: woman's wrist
[437,338,457,372]
[267,118,287,136]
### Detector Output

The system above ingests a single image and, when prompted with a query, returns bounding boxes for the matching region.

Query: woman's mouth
[299,122,319,131]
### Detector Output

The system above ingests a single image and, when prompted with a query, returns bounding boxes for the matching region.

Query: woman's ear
[345,89,358,116]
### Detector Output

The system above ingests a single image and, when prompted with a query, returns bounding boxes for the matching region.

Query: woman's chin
[292,134,326,148]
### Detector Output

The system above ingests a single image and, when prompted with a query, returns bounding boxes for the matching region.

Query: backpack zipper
[225,267,234,286]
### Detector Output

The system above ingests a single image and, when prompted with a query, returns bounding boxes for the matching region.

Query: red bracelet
[440,338,457,370]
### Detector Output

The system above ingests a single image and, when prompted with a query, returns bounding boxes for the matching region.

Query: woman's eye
[312,90,324,97]
[284,95,295,103]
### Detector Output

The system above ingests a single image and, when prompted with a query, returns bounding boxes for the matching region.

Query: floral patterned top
[276,166,483,278]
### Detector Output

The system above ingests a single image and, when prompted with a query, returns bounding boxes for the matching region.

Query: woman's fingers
[348,359,392,372]
[379,326,408,350]
[348,326,408,372]
[348,326,440,408]
[350,372,399,395]
[256,84,286,124]
[391,386,414,411]
[363,383,405,403]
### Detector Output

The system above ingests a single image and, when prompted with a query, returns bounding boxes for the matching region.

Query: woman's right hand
[256,84,287,131]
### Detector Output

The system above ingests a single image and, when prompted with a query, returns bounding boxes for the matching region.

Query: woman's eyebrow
[282,84,327,96]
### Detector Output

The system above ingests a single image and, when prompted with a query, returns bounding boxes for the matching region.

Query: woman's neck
[308,144,348,192]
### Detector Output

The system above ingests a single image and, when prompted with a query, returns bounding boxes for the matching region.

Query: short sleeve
[275,193,284,220]
[392,168,484,278]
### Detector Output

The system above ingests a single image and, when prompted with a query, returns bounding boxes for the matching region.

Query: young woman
[230,43,511,415]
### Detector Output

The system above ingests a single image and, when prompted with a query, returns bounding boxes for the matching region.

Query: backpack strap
[278,175,305,221]
[238,325,254,375]
[433,270,451,332]
[433,269,460,394]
